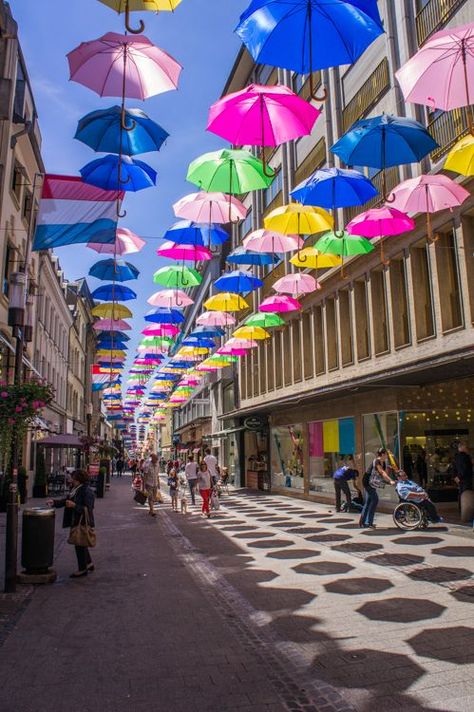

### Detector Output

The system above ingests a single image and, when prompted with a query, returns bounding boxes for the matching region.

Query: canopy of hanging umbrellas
[31,1,474,450]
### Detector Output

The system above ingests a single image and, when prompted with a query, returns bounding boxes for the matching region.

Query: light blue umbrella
[164,220,228,247]
[227,246,279,266]
[75,106,168,155]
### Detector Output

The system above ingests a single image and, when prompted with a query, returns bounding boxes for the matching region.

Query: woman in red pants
[197,461,212,518]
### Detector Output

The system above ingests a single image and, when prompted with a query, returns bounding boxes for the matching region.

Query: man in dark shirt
[333,465,359,512]
[454,442,473,493]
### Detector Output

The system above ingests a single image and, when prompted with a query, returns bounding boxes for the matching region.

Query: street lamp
[24,294,34,344]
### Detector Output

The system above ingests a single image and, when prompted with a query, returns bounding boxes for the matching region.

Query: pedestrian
[204,447,218,486]
[168,468,179,512]
[116,457,124,478]
[333,464,359,512]
[415,449,428,488]
[454,441,473,494]
[130,459,137,477]
[197,461,212,518]
[359,448,395,529]
[179,472,188,514]
[185,454,199,505]
[47,469,95,578]
[142,454,161,517]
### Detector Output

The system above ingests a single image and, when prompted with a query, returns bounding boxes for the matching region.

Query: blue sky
[10,0,245,377]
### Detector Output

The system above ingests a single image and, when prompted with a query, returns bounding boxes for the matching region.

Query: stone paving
[0,477,473,712]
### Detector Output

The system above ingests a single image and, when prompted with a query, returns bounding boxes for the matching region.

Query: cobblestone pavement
[0,477,473,712]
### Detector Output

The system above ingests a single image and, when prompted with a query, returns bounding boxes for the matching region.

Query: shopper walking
[204,448,219,485]
[454,441,473,494]
[168,468,179,512]
[142,454,161,517]
[48,469,96,578]
[197,461,212,518]
[185,455,199,505]
[116,457,124,478]
[333,464,359,512]
[360,448,395,528]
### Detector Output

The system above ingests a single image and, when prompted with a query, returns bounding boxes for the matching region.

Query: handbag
[211,490,220,510]
[68,508,96,548]
[134,490,147,505]
[369,470,385,489]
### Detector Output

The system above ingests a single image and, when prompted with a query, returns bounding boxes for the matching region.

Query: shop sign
[244,416,267,431]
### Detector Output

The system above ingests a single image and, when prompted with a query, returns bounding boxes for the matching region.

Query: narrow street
[0,478,473,712]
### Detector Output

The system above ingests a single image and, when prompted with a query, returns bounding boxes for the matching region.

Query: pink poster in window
[309,421,323,457]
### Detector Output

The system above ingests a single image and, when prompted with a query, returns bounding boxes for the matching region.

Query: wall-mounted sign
[244,416,268,432]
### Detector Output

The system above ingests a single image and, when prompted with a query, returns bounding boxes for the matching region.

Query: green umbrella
[140,336,173,347]
[153,265,202,288]
[315,230,373,276]
[244,312,285,328]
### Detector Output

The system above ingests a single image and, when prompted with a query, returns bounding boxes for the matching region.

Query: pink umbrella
[173,192,248,224]
[273,273,319,296]
[141,324,180,337]
[157,241,213,262]
[388,174,469,242]
[226,338,258,349]
[396,22,474,131]
[347,207,415,263]
[67,32,182,100]
[259,295,302,313]
[88,227,146,255]
[196,363,219,372]
[217,346,246,357]
[196,311,236,326]
[243,229,303,253]
[93,318,131,331]
[208,84,320,174]
[147,290,194,308]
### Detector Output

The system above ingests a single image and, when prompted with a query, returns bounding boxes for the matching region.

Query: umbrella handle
[310,76,328,103]
[116,199,127,219]
[334,228,345,238]
[307,6,327,103]
[381,169,396,203]
[297,251,307,263]
[426,211,439,243]
[261,150,275,179]
[125,3,145,34]
[121,114,136,132]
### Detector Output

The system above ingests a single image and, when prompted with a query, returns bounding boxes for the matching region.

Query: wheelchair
[393,500,429,530]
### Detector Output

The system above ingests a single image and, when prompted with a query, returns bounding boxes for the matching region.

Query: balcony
[428,106,472,162]
[342,57,390,133]
[294,136,326,186]
[416,0,467,45]
[344,166,400,223]
[299,71,323,102]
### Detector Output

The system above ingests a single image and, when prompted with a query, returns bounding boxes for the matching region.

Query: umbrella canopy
[291,167,378,208]
[144,307,185,324]
[182,337,216,348]
[208,83,320,147]
[67,32,182,99]
[244,312,285,328]
[347,207,415,238]
[91,284,137,301]
[91,302,133,319]
[89,259,139,281]
[227,246,279,266]
[264,203,334,234]
[163,220,228,247]
[93,318,132,331]
[315,231,374,266]
[389,174,470,214]
[226,337,258,349]
[445,134,474,175]
[153,265,202,288]
[141,324,180,337]
[243,229,303,253]
[236,0,384,74]
[190,326,225,338]
[259,295,302,313]
[196,311,236,326]
[273,272,319,295]
[214,270,263,293]
[204,293,249,312]
[290,247,342,270]
[96,330,130,343]
[75,105,168,155]
[97,341,128,351]
[187,149,275,193]
[80,154,157,191]
[216,346,247,357]
[233,326,270,340]
[88,227,145,255]
[97,349,127,359]
[173,191,247,223]
[147,289,194,307]
[157,241,212,262]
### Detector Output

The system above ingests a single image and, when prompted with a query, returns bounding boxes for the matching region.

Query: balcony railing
[416,0,467,45]
[299,71,323,102]
[342,57,390,133]
[260,260,287,300]
[263,189,284,217]
[294,136,326,186]
[428,107,472,162]
[344,166,400,223]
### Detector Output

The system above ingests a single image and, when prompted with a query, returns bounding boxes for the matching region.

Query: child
[179,473,188,515]
[168,468,179,512]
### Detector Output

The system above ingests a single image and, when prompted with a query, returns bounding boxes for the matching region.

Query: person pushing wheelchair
[395,470,443,523]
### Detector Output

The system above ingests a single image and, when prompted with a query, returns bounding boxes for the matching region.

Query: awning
[38,434,83,448]
[31,416,50,431]
[211,427,245,438]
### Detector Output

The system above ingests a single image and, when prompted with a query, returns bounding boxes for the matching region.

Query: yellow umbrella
[179,346,209,356]
[264,203,334,235]
[445,134,474,176]
[233,326,270,340]
[204,292,249,312]
[92,302,133,319]
[290,247,342,270]
[96,349,127,359]
[98,1,183,33]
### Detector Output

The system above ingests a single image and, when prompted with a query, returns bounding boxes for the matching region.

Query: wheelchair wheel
[393,502,423,530]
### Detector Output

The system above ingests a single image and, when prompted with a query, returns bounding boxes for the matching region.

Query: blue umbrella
[291,167,378,208]
[96,330,130,342]
[227,246,279,267]
[97,339,128,349]
[154,373,180,381]
[144,307,185,325]
[190,326,225,338]
[236,0,383,98]
[91,284,137,301]
[75,106,169,156]
[215,269,263,293]
[164,220,228,247]
[97,362,125,369]
[182,337,216,348]
[89,259,140,282]
[80,154,157,192]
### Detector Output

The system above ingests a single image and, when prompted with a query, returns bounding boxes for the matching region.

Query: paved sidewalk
[0,477,473,712]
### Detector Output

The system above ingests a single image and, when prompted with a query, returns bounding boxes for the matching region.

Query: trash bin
[21,507,55,575]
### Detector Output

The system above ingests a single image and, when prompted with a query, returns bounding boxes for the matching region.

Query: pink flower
[8,418,15,425]
[15,405,23,413]
[1,392,8,399]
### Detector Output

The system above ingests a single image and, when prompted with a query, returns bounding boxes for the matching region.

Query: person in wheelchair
[395,470,443,523]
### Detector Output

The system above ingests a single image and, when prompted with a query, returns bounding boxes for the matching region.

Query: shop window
[314,305,325,374]
[435,229,463,332]
[390,257,411,348]
[302,310,313,380]
[292,320,302,382]
[283,327,292,386]
[266,338,274,391]
[338,289,353,366]
[325,298,338,370]
[308,418,356,495]
[410,243,435,340]
[370,269,389,354]
[271,424,305,492]
[275,332,283,388]
[363,411,399,484]
[353,279,370,360]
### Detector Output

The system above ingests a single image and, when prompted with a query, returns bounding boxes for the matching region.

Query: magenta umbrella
[243,229,303,253]
[208,84,320,174]
[173,191,248,224]
[157,241,213,262]
[259,295,302,313]
[93,318,131,331]
[273,273,319,296]
[196,311,236,327]
[88,227,146,255]
[388,174,469,242]
[347,207,415,264]
[141,324,180,337]
[147,290,194,308]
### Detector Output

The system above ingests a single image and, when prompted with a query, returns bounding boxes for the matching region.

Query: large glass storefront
[308,418,355,496]
[270,424,305,491]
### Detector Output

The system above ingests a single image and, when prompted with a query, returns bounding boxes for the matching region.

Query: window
[258,342,266,394]
[2,242,15,296]
[239,208,253,240]
[13,58,26,120]
[354,280,370,360]
[390,257,411,348]
[275,332,283,388]
[266,338,274,390]
[371,270,390,354]
[314,305,325,374]
[302,310,314,380]
[410,243,435,340]
[263,169,282,210]
[283,327,292,386]
[339,290,353,366]
[435,230,463,332]
[292,320,302,382]
[245,352,252,399]
[11,162,23,204]
[252,349,259,397]
[22,189,33,226]
[271,424,305,492]
[292,73,307,93]
[325,298,338,370]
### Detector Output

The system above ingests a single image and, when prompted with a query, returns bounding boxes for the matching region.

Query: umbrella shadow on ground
[408,566,472,583]
[357,597,446,623]
[431,545,474,558]
[408,626,474,665]
[293,561,354,576]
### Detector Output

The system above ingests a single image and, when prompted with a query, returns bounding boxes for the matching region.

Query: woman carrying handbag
[48,469,96,578]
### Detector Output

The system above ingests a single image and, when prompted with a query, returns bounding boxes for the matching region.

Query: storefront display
[245,430,269,490]
[271,424,305,491]
[308,417,356,496]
